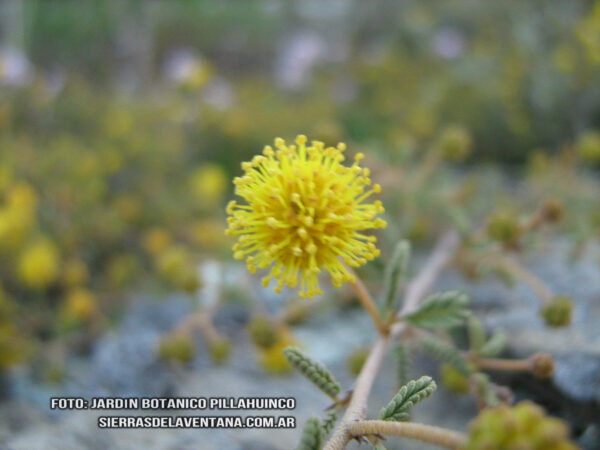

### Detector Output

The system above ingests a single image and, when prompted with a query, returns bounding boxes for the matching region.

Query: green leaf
[298,417,323,450]
[479,329,507,357]
[402,291,470,329]
[382,240,411,314]
[379,375,437,421]
[395,344,411,388]
[468,316,486,352]
[283,347,341,400]
[420,336,472,376]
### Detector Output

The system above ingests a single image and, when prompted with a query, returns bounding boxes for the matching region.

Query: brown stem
[348,420,467,449]
[484,253,553,305]
[324,232,460,450]
[349,268,389,336]
[472,356,530,372]
[521,212,544,233]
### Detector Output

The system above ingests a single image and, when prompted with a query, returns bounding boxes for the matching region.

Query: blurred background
[1,0,600,449]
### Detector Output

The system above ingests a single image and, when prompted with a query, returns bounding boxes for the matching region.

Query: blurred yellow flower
[436,125,472,161]
[18,238,60,290]
[155,246,200,293]
[188,219,226,249]
[142,228,172,255]
[227,135,386,299]
[62,288,97,322]
[0,208,32,249]
[577,3,600,64]
[189,164,228,207]
[258,330,295,375]
[575,130,600,163]
[6,182,37,212]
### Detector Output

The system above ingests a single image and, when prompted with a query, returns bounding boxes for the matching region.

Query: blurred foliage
[2,0,598,162]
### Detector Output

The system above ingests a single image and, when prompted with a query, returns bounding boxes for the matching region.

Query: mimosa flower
[226,135,386,298]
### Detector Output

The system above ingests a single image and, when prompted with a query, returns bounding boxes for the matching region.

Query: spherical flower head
[155,246,201,293]
[226,135,387,299]
[18,238,60,290]
[436,125,472,161]
[6,183,38,212]
[466,401,577,450]
[208,336,232,365]
[528,352,554,379]
[540,295,573,327]
[62,288,97,322]
[486,210,520,247]
[158,332,195,364]
[248,315,279,349]
[142,228,172,255]
[189,164,228,207]
[541,198,564,223]
[258,331,295,375]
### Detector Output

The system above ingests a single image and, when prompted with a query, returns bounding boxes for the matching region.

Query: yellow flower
[6,183,38,212]
[258,330,295,375]
[18,238,61,290]
[189,164,228,207]
[142,228,172,255]
[227,135,386,299]
[62,288,97,322]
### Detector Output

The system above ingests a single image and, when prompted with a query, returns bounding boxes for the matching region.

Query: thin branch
[324,232,460,450]
[348,420,467,449]
[349,268,389,335]
[470,356,529,372]
[484,253,553,305]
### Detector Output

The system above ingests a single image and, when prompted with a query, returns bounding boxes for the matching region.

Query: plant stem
[349,268,389,336]
[484,253,553,305]
[471,356,529,372]
[348,420,468,449]
[324,232,459,450]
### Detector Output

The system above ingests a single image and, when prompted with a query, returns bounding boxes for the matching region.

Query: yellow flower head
[226,135,386,299]
[18,238,60,290]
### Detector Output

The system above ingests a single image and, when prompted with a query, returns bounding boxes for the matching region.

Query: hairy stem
[349,269,389,335]
[324,232,459,450]
[348,420,467,449]
[471,356,529,372]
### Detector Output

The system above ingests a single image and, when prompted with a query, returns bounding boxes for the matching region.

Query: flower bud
[528,352,554,379]
[540,296,573,327]
[486,211,521,247]
[575,131,600,163]
[466,401,576,450]
[247,315,279,349]
[158,332,195,364]
[436,125,472,161]
[541,198,564,223]
[208,336,232,365]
